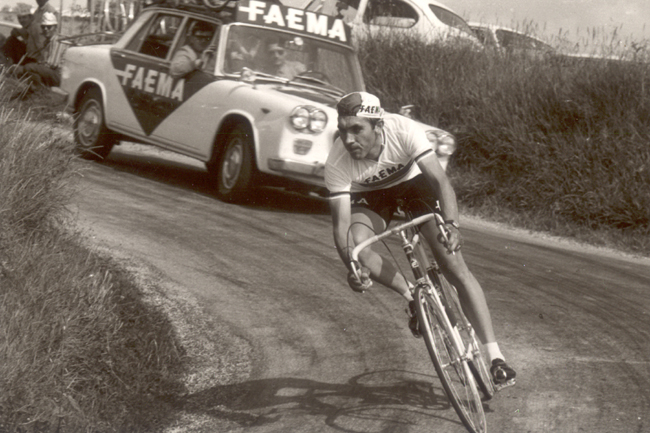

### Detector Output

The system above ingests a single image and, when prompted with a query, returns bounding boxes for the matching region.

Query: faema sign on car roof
[236,0,352,45]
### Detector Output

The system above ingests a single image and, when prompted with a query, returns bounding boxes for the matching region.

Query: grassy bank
[0,81,185,432]
[359,35,650,255]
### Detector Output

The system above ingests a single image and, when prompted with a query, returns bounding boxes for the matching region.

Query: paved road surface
[70,144,650,433]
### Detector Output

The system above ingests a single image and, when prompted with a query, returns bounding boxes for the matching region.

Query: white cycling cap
[337,92,384,119]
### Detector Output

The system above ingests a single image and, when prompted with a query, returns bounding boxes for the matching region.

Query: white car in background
[468,22,626,62]
[331,0,480,46]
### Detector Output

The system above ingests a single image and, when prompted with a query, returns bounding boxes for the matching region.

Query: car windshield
[223,24,363,94]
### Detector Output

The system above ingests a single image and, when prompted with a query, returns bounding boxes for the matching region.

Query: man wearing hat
[325,92,516,388]
[170,20,217,78]
[10,11,61,94]
[23,0,58,64]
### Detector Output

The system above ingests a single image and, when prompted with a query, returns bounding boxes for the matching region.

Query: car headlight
[309,109,327,133]
[290,106,328,133]
[426,129,457,157]
[290,106,310,130]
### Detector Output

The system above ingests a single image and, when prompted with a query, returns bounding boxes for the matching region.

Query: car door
[145,18,223,159]
[109,11,186,139]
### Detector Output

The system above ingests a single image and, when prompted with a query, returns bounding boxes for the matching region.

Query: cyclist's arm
[330,193,373,292]
[416,151,458,222]
[416,151,462,251]
[329,193,354,270]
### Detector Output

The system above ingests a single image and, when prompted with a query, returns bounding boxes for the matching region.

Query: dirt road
[70,144,650,433]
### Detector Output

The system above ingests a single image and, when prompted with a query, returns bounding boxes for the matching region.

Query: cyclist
[325,91,516,387]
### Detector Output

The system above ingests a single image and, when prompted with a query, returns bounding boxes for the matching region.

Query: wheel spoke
[416,288,486,433]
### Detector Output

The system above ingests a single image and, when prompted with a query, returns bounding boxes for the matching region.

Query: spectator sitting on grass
[24,0,58,64]
[10,12,61,97]
[0,13,33,67]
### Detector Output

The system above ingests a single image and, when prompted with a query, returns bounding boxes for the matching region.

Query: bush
[358,35,650,254]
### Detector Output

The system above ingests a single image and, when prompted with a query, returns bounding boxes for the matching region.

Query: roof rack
[143,0,239,19]
[143,0,284,17]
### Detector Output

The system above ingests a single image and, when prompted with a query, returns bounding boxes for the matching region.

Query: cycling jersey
[325,113,435,198]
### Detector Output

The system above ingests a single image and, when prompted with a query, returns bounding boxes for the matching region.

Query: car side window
[170,18,220,75]
[125,13,184,59]
[495,29,552,51]
[471,27,493,46]
[428,5,473,35]
[363,0,418,28]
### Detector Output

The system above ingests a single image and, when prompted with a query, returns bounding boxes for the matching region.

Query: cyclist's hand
[347,267,372,293]
[442,224,463,254]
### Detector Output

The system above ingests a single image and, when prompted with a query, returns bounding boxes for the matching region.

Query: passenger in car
[261,39,305,79]
[170,21,217,78]
[226,33,261,73]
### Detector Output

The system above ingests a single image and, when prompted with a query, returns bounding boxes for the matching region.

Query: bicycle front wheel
[435,271,496,400]
[415,284,487,433]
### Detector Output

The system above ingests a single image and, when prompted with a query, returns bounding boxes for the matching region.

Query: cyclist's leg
[349,206,412,301]
[419,222,516,385]
[401,177,505,357]
[420,224,495,344]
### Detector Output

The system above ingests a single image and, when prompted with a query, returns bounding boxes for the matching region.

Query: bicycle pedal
[494,378,516,391]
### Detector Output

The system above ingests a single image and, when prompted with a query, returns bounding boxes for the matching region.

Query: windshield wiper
[291,73,346,96]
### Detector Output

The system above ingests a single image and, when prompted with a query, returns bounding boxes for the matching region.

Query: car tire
[73,88,116,161]
[213,125,255,202]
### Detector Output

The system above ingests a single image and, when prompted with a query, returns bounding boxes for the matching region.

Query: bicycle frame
[350,212,489,432]
[350,213,468,356]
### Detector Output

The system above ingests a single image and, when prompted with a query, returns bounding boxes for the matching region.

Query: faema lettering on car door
[110,53,214,136]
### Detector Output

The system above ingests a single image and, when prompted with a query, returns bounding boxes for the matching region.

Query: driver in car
[262,39,305,79]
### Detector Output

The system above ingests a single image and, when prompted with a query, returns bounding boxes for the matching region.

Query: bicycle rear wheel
[435,271,496,400]
[415,284,487,433]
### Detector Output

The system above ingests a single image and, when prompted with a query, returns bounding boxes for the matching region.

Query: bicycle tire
[434,270,496,400]
[415,284,487,433]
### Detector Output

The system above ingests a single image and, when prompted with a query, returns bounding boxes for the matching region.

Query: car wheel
[73,88,116,160]
[214,125,255,201]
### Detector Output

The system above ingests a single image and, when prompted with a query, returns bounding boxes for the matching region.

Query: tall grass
[0,78,186,432]
[359,34,650,254]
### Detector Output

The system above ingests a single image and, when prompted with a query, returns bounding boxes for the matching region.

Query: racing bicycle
[350,211,495,433]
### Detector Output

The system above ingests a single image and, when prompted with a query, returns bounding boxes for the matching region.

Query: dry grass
[0,76,186,433]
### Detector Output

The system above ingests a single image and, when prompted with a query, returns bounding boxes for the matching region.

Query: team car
[59,0,456,201]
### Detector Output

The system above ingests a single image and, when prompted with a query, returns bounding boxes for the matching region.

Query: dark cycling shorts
[350,175,440,224]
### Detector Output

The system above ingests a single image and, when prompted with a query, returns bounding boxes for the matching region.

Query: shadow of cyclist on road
[172,370,471,432]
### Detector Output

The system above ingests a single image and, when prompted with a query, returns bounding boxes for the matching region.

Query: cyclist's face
[338,116,381,160]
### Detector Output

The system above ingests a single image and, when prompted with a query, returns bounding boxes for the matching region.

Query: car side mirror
[240,67,257,86]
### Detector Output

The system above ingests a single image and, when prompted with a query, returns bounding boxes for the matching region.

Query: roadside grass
[358,34,650,256]
[0,78,186,432]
